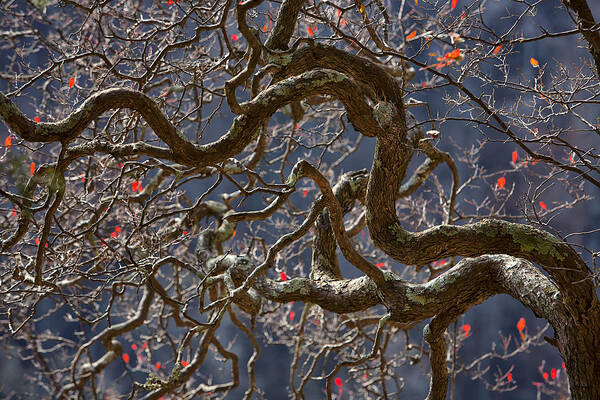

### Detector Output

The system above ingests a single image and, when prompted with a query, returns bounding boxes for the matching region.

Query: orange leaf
[539,201,547,210]
[359,4,365,13]
[68,77,75,88]
[451,0,458,10]
[307,26,313,36]
[122,353,130,363]
[30,162,35,175]
[516,317,526,332]
[231,229,236,238]
[445,48,461,60]
[414,0,418,4]
[337,9,341,17]
[512,151,517,164]
[35,238,40,245]
[155,362,161,370]
[406,30,417,40]
[4,136,11,148]
[507,372,513,382]
[530,57,539,67]
[493,44,502,55]
[543,372,549,380]
[263,24,268,32]
[34,116,41,123]
[497,177,506,189]
[340,18,346,27]
[462,324,471,336]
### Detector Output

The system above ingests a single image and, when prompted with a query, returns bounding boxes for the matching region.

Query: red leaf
[111,231,117,238]
[115,226,122,233]
[337,9,341,17]
[280,271,287,281]
[530,57,539,67]
[131,344,137,350]
[569,152,575,165]
[155,362,161,370]
[450,0,458,10]
[307,26,314,37]
[35,238,40,245]
[263,24,268,32]
[30,162,35,175]
[543,372,549,380]
[68,77,75,88]
[462,324,471,336]
[122,353,130,363]
[289,310,295,321]
[303,189,308,197]
[497,177,506,189]
[181,360,189,367]
[231,34,239,41]
[362,372,367,380]
[142,342,148,350]
[131,181,138,192]
[507,372,513,382]
[562,362,566,370]
[551,368,557,379]
[406,30,417,41]
[539,201,547,210]
[512,151,517,164]
[376,262,385,268]
[493,45,502,55]
[4,136,11,148]
[516,317,526,332]
[34,117,41,123]
[461,10,466,19]
[334,377,342,387]
[361,229,365,238]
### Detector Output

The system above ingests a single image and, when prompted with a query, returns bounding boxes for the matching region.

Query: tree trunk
[559,318,600,399]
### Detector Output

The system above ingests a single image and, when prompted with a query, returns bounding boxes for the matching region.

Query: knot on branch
[373,101,398,130]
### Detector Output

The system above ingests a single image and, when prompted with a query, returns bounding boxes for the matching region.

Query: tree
[0,0,599,398]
